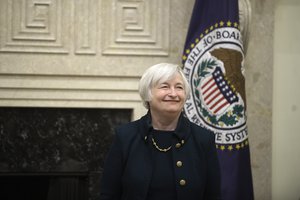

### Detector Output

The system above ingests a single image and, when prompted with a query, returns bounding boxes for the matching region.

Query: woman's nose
[168,87,177,96]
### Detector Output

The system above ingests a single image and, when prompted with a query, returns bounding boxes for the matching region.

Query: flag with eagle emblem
[182,0,254,199]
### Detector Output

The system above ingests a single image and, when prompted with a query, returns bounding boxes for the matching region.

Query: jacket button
[175,143,181,148]
[176,161,183,167]
[179,179,186,186]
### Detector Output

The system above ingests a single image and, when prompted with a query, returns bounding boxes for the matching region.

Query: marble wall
[0,107,131,199]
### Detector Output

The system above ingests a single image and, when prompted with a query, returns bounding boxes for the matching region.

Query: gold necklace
[151,137,172,152]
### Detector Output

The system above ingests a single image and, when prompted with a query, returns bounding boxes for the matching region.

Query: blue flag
[182,0,254,199]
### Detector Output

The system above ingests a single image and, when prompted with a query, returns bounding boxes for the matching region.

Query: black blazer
[100,113,221,200]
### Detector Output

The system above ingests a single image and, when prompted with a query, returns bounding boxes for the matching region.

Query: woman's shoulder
[115,114,150,140]
[115,119,140,137]
[188,120,215,142]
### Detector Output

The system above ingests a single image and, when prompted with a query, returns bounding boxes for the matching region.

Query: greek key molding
[0,0,70,53]
[101,0,170,56]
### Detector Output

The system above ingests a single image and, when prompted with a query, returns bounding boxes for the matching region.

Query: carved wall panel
[0,0,70,53]
[0,0,170,56]
[101,0,170,56]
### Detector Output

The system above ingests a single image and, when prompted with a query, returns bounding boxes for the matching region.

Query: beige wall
[272,0,300,199]
[245,0,273,199]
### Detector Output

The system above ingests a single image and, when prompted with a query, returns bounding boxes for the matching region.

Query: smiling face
[149,73,187,116]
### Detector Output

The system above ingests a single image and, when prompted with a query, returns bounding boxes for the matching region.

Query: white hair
[138,63,191,109]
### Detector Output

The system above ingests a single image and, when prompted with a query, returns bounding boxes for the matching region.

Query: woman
[100,63,221,200]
